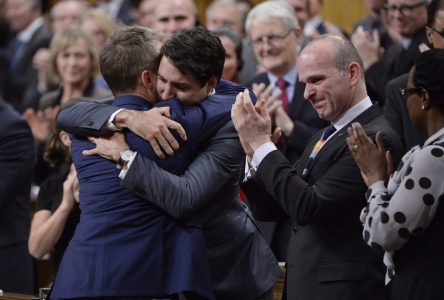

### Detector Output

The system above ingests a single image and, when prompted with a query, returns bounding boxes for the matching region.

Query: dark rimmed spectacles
[385,1,426,15]
[399,87,424,100]
[428,26,444,38]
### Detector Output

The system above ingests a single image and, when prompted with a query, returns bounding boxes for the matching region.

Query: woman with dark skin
[347,49,444,300]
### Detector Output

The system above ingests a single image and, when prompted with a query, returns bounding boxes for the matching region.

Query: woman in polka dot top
[347,48,444,300]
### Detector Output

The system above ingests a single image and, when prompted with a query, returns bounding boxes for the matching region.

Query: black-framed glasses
[385,1,426,15]
[251,30,293,48]
[428,26,444,38]
[399,87,423,100]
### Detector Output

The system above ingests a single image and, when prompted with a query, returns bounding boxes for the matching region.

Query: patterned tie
[10,39,26,72]
[302,124,336,178]
[276,78,290,113]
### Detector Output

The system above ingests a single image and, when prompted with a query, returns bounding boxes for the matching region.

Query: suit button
[88,121,94,126]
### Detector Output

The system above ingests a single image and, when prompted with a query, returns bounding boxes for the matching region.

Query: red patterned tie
[276,78,290,113]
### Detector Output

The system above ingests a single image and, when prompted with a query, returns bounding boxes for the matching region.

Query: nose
[303,83,314,100]
[160,84,174,100]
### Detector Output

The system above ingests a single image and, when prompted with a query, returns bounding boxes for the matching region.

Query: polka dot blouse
[360,127,444,284]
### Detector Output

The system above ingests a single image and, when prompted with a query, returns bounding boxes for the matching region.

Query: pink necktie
[276,78,290,113]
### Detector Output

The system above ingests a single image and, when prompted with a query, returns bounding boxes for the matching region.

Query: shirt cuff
[118,151,138,180]
[107,108,125,131]
[252,142,277,170]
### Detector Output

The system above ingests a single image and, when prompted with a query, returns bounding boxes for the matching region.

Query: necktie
[276,78,290,113]
[302,124,336,178]
[10,39,26,72]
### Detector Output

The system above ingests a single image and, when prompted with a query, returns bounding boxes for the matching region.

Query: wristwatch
[117,149,134,168]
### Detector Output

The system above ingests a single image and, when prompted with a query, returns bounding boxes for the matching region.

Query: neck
[426,107,444,137]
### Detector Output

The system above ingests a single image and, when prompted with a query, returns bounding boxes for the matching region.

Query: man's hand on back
[113,107,187,159]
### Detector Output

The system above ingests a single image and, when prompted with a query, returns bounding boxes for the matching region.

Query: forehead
[155,0,195,16]
[59,38,89,51]
[158,56,197,84]
[208,6,240,21]
[285,0,308,9]
[297,41,337,79]
[249,18,287,36]
[387,0,419,5]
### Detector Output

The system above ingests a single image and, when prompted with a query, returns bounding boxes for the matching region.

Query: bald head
[298,35,367,122]
[153,0,197,37]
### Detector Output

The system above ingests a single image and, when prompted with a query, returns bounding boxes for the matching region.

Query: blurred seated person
[25,27,111,183]
[33,0,89,98]
[81,9,117,91]
[214,28,243,83]
[348,48,444,300]
[28,127,80,278]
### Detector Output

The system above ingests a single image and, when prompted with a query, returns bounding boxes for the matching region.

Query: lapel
[288,80,306,120]
[297,104,382,180]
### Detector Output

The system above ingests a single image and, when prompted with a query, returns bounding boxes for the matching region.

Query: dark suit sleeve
[121,122,245,220]
[253,148,366,226]
[57,100,118,136]
[242,171,289,222]
[0,114,35,211]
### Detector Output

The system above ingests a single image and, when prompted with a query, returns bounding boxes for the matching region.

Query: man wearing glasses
[354,0,429,104]
[241,0,328,263]
[383,0,444,153]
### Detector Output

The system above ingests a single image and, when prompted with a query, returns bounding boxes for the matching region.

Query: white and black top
[360,127,444,284]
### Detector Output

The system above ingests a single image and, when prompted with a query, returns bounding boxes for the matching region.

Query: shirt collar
[17,17,44,43]
[332,96,373,131]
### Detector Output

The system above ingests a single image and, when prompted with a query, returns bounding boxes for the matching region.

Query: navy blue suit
[51,81,247,299]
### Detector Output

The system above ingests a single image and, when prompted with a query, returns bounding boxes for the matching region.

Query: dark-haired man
[57,26,279,299]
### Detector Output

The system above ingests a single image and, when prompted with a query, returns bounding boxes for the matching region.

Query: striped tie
[302,124,336,178]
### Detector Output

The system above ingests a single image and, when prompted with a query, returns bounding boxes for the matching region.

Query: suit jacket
[56,81,280,299]
[2,23,52,113]
[243,104,405,300]
[383,73,428,151]
[243,72,328,163]
[366,30,428,104]
[51,94,217,299]
[0,99,35,293]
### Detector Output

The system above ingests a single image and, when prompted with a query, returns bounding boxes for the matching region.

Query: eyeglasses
[399,87,424,100]
[251,30,293,48]
[428,26,444,38]
[385,1,426,15]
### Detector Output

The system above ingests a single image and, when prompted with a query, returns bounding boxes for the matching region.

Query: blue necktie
[10,39,26,72]
[302,124,336,178]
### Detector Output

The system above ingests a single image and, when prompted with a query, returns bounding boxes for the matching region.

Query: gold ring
[89,137,95,143]
[352,144,359,152]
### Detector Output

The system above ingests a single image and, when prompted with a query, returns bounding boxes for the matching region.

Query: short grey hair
[245,0,299,36]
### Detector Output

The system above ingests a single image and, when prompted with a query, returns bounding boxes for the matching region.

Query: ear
[59,130,71,148]
[293,28,302,42]
[141,70,155,89]
[425,26,434,45]
[421,88,431,110]
[347,62,361,86]
[207,77,218,95]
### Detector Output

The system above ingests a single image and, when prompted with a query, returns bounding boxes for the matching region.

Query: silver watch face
[121,150,133,161]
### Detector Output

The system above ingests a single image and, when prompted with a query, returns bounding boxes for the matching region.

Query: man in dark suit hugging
[233,34,405,300]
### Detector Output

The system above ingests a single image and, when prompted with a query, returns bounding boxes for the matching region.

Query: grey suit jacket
[243,104,404,300]
[57,102,280,300]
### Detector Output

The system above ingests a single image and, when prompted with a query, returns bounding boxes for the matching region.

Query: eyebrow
[158,73,192,90]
